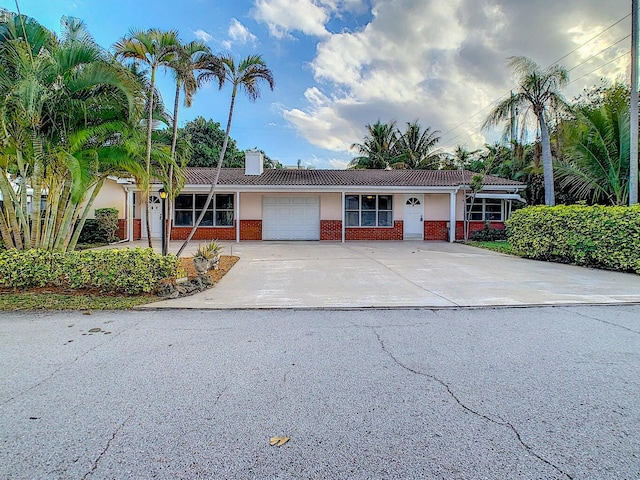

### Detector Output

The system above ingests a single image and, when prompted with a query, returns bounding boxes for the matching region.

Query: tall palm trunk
[143,65,157,248]
[29,132,44,248]
[67,178,105,251]
[167,80,181,254]
[176,85,237,257]
[538,113,555,206]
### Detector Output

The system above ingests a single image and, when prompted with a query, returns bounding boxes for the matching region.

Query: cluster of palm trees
[0,9,274,252]
[351,56,638,207]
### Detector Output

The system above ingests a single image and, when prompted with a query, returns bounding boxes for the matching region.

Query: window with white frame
[466,197,504,221]
[345,194,393,227]
[174,193,234,227]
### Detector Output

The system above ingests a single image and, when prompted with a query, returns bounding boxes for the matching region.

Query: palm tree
[484,56,569,205]
[394,121,443,169]
[350,120,400,169]
[0,12,140,250]
[163,40,211,253]
[557,84,630,205]
[114,28,179,247]
[176,54,274,257]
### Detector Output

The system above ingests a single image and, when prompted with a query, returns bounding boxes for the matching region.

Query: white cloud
[192,29,213,42]
[251,0,329,38]
[280,0,630,156]
[222,18,258,49]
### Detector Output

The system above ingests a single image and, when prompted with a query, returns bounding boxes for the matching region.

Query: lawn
[466,241,515,255]
[0,255,239,311]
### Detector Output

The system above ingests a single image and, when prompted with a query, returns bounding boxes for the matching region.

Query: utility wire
[439,13,631,147]
[567,50,630,86]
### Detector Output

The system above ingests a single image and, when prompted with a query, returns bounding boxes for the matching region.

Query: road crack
[81,416,129,479]
[558,307,640,335]
[370,327,574,480]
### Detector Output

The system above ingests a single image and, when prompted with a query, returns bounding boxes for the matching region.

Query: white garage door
[262,196,320,240]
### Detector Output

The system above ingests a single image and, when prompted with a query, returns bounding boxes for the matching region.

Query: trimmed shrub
[506,205,640,273]
[0,248,178,294]
[470,222,508,241]
[78,208,120,245]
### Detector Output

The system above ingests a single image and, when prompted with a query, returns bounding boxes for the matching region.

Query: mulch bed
[179,255,239,283]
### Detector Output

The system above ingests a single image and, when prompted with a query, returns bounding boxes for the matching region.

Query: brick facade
[424,220,449,241]
[346,220,403,240]
[320,220,342,240]
[133,219,141,240]
[240,220,262,240]
[117,219,127,240]
[455,221,505,240]
[170,225,236,241]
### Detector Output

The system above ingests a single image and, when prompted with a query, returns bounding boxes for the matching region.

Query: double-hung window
[345,194,393,227]
[174,193,234,227]
[466,198,503,221]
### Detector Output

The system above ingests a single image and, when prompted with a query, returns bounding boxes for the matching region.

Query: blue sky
[2,0,632,168]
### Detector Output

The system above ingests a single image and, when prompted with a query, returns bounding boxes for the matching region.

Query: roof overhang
[474,192,527,203]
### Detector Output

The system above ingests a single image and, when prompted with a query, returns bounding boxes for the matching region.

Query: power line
[438,13,631,147]
[566,50,630,86]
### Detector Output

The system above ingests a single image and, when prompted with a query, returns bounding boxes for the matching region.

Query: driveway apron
[144,242,640,309]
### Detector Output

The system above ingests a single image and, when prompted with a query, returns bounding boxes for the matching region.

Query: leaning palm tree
[114,28,179,247]
[163,40,212,253]
[484,56,569,205]
[349,120,400,169]
[394,121,443,169]
[176,54,274,256]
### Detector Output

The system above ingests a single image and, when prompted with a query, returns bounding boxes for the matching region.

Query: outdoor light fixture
[159,188,167,255]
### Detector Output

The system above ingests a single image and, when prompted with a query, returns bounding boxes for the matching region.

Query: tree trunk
[144,66,157,248]
[167,81,181,254]
[176,85,237,257]
[30,132,44,248]
[538,113,555,206]
[0,171,24,249]
[68,178,105,251]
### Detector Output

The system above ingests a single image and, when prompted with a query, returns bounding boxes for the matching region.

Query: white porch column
[127,189,134,242]
[449,190,457,242]
[341,191,346,243]
[236,191,241,243]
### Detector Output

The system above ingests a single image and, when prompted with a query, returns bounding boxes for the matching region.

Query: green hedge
[506,205,640,273]
[0,248,179,294]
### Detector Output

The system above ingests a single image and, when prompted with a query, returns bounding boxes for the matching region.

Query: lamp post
[159,188,167,256]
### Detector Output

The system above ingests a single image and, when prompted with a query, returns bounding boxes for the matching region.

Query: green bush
[78,208,120,244]
[0,248,178,294]
[506,205,640,273]
[470,222,508,241]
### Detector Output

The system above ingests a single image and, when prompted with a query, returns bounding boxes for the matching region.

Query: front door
[142,195,163,238]
[403,195,424,240]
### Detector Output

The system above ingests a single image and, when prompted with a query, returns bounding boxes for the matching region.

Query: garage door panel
[263,196,320,240]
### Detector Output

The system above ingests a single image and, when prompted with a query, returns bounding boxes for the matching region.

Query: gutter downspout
[341,191,345,243]
[449,189,458,242]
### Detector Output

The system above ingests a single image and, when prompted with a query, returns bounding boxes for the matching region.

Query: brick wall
[117,219,127,240]
[424,221,449,241]
[346,221,403,240]
[170,225,236,241]
[240,220,262,240]
[455,221,505,240]
[133,219,141,240]
[320,220,342,240]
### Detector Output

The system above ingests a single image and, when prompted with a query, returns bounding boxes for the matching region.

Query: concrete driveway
[146,241,640,309]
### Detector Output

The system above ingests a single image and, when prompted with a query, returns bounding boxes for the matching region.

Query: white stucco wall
[85,178,126,218]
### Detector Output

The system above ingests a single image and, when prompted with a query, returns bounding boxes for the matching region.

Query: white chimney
[245,149,264,175]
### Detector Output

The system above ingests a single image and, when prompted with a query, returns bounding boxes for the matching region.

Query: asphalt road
[1,306,639,479]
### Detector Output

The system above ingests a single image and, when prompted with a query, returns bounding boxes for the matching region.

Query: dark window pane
[195,194,212,210]
[216,211,234,226]
[361,211,376,226]
[378,211,393,226]
[199,211,214,226]
[345,195,359,210]
[345,211,359,226]
[216,194,234,210]
[362,196,376,210]
[469,212,483,221]
[378,195,392,210]
[175,195,193,209]
[485,204,502,212]
[175,210,193,226]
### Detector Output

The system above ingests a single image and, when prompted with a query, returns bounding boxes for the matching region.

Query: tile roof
[182,168,524,187]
